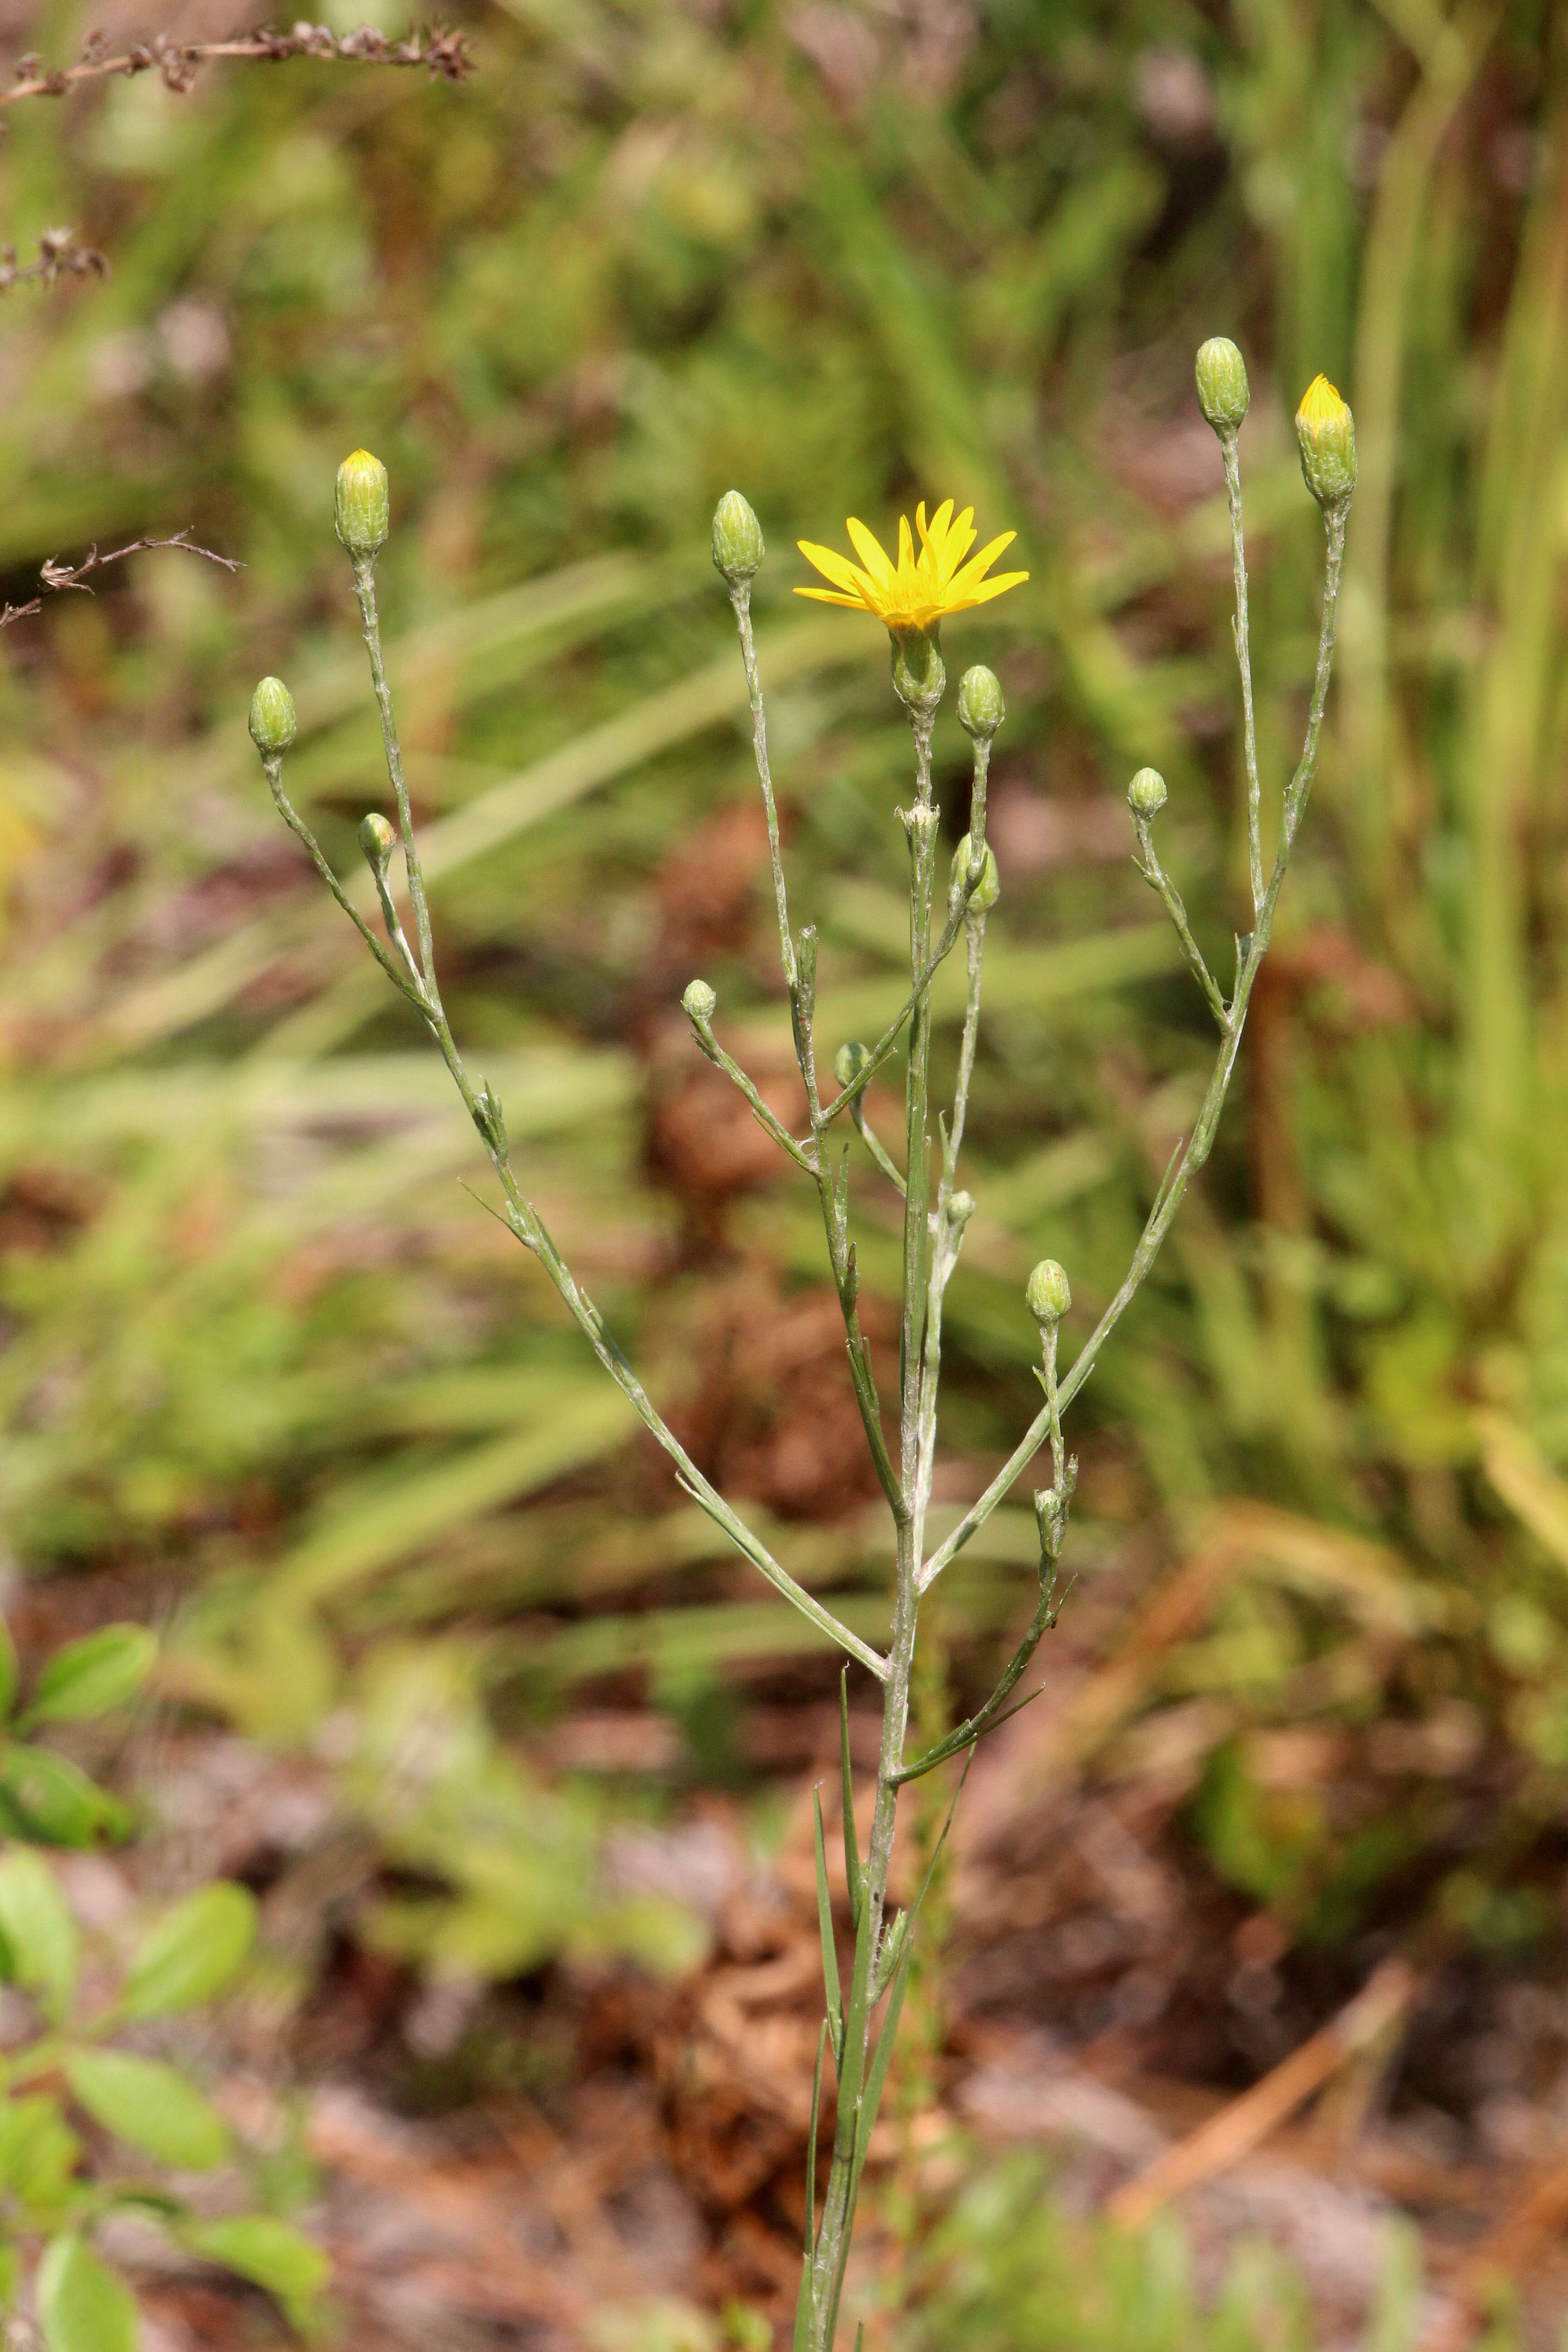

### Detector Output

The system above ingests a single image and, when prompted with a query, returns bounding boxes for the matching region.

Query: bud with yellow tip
[1294,375,1357,507]
[336,448,390,557]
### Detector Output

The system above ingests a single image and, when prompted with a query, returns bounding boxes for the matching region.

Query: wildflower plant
[248,343,1353,2348]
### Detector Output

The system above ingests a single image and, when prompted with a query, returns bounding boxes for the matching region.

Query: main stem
[808,703,938,2349]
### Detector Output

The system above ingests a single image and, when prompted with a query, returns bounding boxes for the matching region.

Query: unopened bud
[1026,1259,1072,1324]
[682,978,717,1026]
[1127,766,1167,818]
[948,1189,975,1229]
[336,448,390,557]
[834,1040,872,1089]
[1294,375,1357,506]
[957,664,1004,740]
[1194,337,1250,433]
[711,491,765,583]
[248,676,296,757]
[950,833,1000,913]
[359,812,396,877]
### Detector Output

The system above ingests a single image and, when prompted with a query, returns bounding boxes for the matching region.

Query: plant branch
[1131,818,1229,1029]
[1221,428,1264,915]
[919,496,1349,1595]
[1,20,472,109]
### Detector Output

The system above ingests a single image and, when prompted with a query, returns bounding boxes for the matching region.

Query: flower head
[1294,375,1357,505]
[795,500,1027,632]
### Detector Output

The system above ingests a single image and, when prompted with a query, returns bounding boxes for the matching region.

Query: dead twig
[0,225,106,288]
[0,527,242,630]
[4,20,473,104]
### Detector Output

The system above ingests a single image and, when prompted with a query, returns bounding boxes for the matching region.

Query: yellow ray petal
[794,586,877,608]
[897,514,915,571]
[844,517,895,584]
[946,530,1018,595]
[798,539,874,597]
[955,568,1030,608]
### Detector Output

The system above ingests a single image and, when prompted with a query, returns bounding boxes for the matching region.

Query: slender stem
[920,497,1348,1595]
[686,1011,817,1174]
[851,1099,907,1195]
[353,554,438,992]
[814,876,985,1129]
[731,581,799,995]
[1222,429,1264,916]
[262,759,429,1012]
[807,696,940,2352]
[1132,821,1229,1029]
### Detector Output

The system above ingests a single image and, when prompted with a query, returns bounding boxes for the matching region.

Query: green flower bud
[1127,766,1167,818]
[948,1189,976,1228]
[682,978,717,1026]
[1026,1258,1072,1324]
[711,490,764,584]
[336,448,390,557]
[956,664,1004,740]
[359,812,396,877]
[1194,337,1250,433]
[247,676,296,757]
[950,832,1000,913]
[834,1039,872,1089]
[1294,375,1357,507]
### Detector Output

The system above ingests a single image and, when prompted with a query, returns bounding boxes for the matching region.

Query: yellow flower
[795,500,1028,632]
[1296,372,1349,430]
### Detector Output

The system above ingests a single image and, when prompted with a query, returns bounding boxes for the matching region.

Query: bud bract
[1026,1258,1072,1324]
[1194,337,1250,433]
[711,491,765,584]
[359,812,396,876]
[834,1039,872,1089]
[1294,375,1357,506]
[891,626,945,714]
[247,676,296,757]
[682,978,717,1026]
[1127,766,1168,818]
[957,664,1004,740]
[950,833,1000,913]
[336,448,390,557]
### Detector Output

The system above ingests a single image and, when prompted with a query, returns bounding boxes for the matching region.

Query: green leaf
[186,2215,328,2328]
[0,1850,78,2018]
[26,1628,156,1728]
[64,2050,229,2170]
[0,1619,18,1722]
[0,1745,129,1848]
[36,2234,138,2352]
[120,1883,256,2020]
[0,2096,80,2210]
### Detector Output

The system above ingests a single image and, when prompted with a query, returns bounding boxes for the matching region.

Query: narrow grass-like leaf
[813,1789,843,2070]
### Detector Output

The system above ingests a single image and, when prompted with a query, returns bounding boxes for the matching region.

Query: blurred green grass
[1,0,1567,2003]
